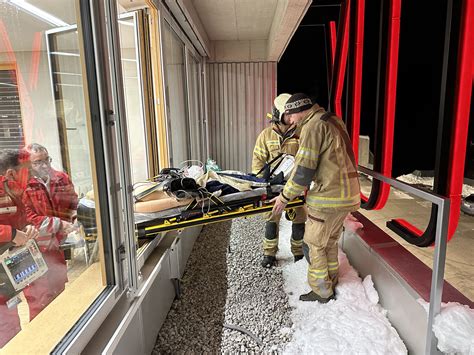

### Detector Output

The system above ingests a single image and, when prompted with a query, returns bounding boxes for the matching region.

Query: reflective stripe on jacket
[252,123,301,175]
[281,105,360,212]
[22,169,78,239]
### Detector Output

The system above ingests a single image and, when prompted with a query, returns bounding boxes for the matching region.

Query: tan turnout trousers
[305,208,348,298]
[262,206,307,257]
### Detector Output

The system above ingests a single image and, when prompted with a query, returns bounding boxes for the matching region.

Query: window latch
[106,109,116,126]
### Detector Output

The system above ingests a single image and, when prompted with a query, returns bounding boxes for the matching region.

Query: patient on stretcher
[78,159,297,231]
[131,161,291,214]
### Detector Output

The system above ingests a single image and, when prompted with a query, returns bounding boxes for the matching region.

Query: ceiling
[166,0,311,61]
[0,0,310,62]
[191,0,278,41]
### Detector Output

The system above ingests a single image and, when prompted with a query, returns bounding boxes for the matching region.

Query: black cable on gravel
[153,216,294,354]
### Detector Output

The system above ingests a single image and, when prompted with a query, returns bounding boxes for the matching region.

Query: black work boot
[299,291,335,303]
[261,255,276,268]
[262,222,278,268]
[294,255,304,262]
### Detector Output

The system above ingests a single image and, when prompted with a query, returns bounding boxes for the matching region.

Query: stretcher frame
[137,196,305,238]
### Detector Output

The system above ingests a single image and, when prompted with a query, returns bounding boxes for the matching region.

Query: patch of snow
[397,173,474,197]
[276,218,407,354]
[362,275,379,305]
[418,300,474,354]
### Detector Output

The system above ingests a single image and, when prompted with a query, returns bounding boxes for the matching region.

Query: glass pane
[118,14,148,183]
[0,1,106,351]
[163,21,190,166]
[187,53,202,162]
[49,29,92,195]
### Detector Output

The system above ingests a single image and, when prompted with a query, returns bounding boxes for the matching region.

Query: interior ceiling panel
[0,2,56,52]
[192,0,278,41]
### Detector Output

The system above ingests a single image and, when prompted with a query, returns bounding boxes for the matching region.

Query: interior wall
[0,50,62,169]
[206,62,276,172]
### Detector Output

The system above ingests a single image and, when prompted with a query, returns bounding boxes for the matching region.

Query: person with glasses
[21,143,78,320]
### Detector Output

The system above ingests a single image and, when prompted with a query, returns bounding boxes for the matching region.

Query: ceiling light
[8,0,69,27]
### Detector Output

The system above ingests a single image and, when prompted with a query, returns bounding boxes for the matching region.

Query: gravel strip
[153,215,293,354]
[153,221,231,354]
[221,216,293,353]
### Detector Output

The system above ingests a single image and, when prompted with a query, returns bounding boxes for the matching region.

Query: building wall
[206,61,276,172]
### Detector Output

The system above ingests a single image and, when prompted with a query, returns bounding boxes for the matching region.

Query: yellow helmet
[267,93,291,123]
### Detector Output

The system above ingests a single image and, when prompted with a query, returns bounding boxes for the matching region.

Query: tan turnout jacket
[252,123,301,175]
[280,104,360,212]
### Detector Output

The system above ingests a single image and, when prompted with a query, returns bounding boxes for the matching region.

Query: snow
[276,217,407,354]
[397,174,474,197]
[419,300,474,354]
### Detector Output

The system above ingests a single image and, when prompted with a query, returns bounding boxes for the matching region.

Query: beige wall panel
[206,62,276,172]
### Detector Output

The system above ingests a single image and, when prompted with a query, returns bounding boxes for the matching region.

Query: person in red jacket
[22,143,79,320]
[0,149,39,348]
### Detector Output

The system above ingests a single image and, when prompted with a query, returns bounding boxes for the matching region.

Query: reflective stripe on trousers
[304,209,348,298]
[262,206,307,256]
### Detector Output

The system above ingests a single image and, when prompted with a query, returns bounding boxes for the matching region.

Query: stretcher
[133,185,304,238]
[77,164,304,239]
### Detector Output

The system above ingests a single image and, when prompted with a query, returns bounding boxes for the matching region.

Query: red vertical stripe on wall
[29,32,42,90]
[329,21,337,66]
[334,1,351,117]
[374,0,401,209]
[446,0,474,239]
[350,0,365,163]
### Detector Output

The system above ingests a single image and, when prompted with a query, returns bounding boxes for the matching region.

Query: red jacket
[22,169,78,239]
[0,176,28,244]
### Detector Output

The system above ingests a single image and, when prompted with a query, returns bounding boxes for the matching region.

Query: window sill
[3,263,104,354]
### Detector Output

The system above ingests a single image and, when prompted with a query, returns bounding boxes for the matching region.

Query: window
[47,26,92,195]
[0,1,107,352]
[186,52,206,162]
[162,21,190,167]
[118,13,149,184]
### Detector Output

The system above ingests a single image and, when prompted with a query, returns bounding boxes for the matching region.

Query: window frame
[50,0,138,351]
[156,2,206,166]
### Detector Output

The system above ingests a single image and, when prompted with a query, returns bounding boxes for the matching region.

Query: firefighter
[271,93,360,303]
[0,149,39,347]
[252,93,308,268]
[22,143,78,320]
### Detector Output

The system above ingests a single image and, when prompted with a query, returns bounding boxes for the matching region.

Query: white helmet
[268,93,291,123]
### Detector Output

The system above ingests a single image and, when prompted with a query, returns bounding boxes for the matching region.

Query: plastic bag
[205,158,221,172]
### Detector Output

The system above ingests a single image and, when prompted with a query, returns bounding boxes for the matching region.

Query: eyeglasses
[31,157,52,167]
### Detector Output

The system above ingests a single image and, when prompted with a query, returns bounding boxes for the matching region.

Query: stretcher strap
[139,197,305,237]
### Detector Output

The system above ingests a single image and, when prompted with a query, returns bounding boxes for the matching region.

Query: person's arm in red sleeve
[22,190,62,236]
[0,225,14,243]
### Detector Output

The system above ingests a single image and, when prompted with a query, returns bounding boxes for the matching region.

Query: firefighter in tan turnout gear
[252,93,307,268]
[271,93,360,303]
